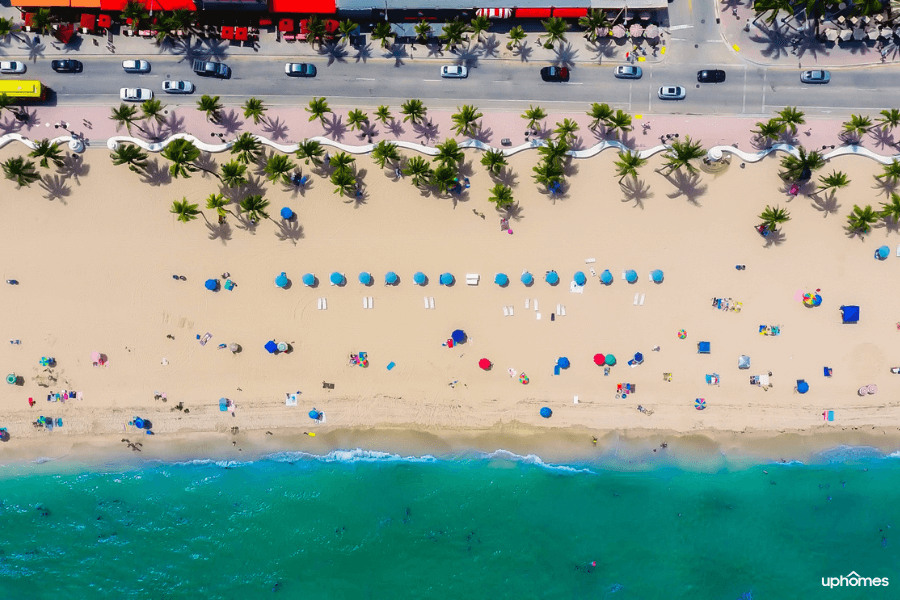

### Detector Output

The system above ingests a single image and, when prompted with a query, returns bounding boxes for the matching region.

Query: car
[800,70,830,84]
[162,80,194,94]
[440,65,468,79]
[614,65,642,79]
[285,63,317,77]
[658,86,686,100]
[540,66,569,82]
[697,69,726,83]
[120,87,153,102]
[51,59,82,73]
[192,60,230,78]
[0,61,26,74]
[122,60,150,73]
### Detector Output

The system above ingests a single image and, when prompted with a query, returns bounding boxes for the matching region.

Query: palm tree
[875,159,900,183]
[375,105,393,125]
[758,205,791,231]
[243,98,267,125]
[0,17,20,44]
[817,170,850,193]
[538,139,570,167]
[440,20,469,50]
[554,118,579,142]
[579,9,610,42]
[197,95,222,123]
[239,195,270,223]
[304,15,327,47]
[752,118,785,145]
[371,140,401,169]
[306,97,332,124]
[606,110,633,138]
[205,193,234,221]
[231,132,262,165]
[400,99,427,125]
[141,98,166,125]
[109,103,147,134]
[170,197,200,223]
[0,93,24,120]
[879,193,900,223]
[470,15,491,42]
[878,109,900,131]
[587,102,614,130]
[161,139,201,179]
[371,21,395,49]
[403,156,433,187]
[778,146,825,181]
[488,183,514,209]
[120,1,149,32]
[153,17,176,44]
[168,9,196,34]
[841,114,873,140]
[414,21,432,44]
[29,139,64,169]
[777,106,805,134]
[451,105,483,137]
[435,139,464,167]
[220,160,248,188]
[329,151,356,175]
[338,19,358,45]
[296,139,325,166]
[110,143,149,175]
[532,159,565,187]
[347,109,369,132]
[264,154,296,185]
[481,149,507,175]
[330,169,357,197]
[30,8,53,35]
[846,204,878,235]
[431,164,459,194]
[2,156,39,187]
[660,136,706,175]
[614,150,647,183]
[506,25,526,49]
[540,17,569,49]
[522,105,547,131]
[752,0,793,25]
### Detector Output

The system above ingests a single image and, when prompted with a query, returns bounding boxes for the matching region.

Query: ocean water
[0,448,898,599]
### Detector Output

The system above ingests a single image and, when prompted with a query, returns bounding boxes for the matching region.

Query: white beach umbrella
[868,28,881,40]
[853,27,866,40]
[629,23,644,37]
[643,24,660,38]
[612,24,626,38]
[825,28,839,41]
[881,27,894,38]
[839,29,853,41]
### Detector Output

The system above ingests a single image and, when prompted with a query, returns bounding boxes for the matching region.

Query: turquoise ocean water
[0,447,898,599]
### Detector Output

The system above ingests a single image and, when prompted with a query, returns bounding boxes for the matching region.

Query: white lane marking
[492,80,508,83]
[669,24,694,31]
[742,65,747,113]
[355,77,376,81]
[422,79,440,82]
[761,70,767,112]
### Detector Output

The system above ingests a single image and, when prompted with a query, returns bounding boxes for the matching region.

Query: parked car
[658,86,686,100]
[440,65,468,79]
[800,70,830,84]
[697,69,726,83]
[122,60,150,73]
[162,80,194,94]
[0,61,26,74]
[51,59,82,73]
[285,63,317,77]
[540,66,569,82]
[614,65,642,79]
[192,60,230,78]
[120,87,153,102]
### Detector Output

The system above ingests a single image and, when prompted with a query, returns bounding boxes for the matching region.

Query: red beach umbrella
[593,353,606,366]
[479,358,492,371]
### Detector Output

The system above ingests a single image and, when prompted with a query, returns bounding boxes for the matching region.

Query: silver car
[800,70,830,84]
[122,60,150,73]
[0,61,26,74]
[162,80,194,94]
[658,86,686,100]
[440,65,468,79]
[120,87,153,102]
[614,65,642,79]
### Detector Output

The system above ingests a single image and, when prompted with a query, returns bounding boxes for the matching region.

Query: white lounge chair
[509,306,514,316]
[525,298,530,309]
[368,296,373,309]
[556,304,561,315]
[560,305,566,316]
[639,294,645,306]
[424,297,429,308]
[503,306,510,316]
[585,258,596,264]
[536,313,541,320]
[429,297,435,309]
[534,300,539,311]
[633,293,639,305]
[466,273,480,285]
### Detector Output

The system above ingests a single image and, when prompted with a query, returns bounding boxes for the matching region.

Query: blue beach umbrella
[275,272,288,288]
[634,352,644,363]
[545,271,560,285]
[439,272,454,286]
[494,273,509,286]
[574,271,586,286]
[414,272,426,285]
[204,278,218,291]
[330,272,344,286]
[600,269,613,285]
[134,417,145,429]
[877,245,890,260]
[651,269,664,283]
[451,329,466,343]
[280,207,294,220]
[625,270,638,283]
[265,340,278,354]
[605,354,617,366]
[540,407,552,418]
[308,409,321,420]
[797,380,809,394]
[521,271,534,285]
[358,271,372,285]
[558,357,570,369]
[302,273,315,287]
[385,271,398,285]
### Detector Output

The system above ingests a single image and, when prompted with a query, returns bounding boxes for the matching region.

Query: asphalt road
[7,53,900,118]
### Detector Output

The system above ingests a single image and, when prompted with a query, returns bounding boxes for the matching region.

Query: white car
[122,59,151,73]
[658,86,686,100]
[162,80,194,94]
[0,61,26,74]
[120,87,153,102]
[440,65,468,79]
[614,65,642,79]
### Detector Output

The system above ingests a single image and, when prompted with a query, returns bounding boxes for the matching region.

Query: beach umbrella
[797,380,810,394]
[877,245,890,259]
[634,352,644,363]
[594,353,606,366]
[494,273,509,286]
[612,24,626,38]
[630,23,644,37]
[644,24,660,38]
[600,269,613,285]
[839,29,852,41]
[521,271,534,285]
[91,351,101,363]
[574,271,586,286]
[280,207,293,220]
[275,272,288,288]
[413,271,426,285]
[265,340,278,354]
[651,269,664,283]
[330,272,344,286]
[0,430,8,442]
[545,270,560,285]
[308,409,320,420]
[385,271,398,285]
[605,354,617,366]
[204,278,218,291]
[302,273,315,286]
[439,272,454,286]
[540,407,552,418]
[451,329,466,343]
[825,28,839,41]
[358,271,372,285]
[868,28,880,40]
[229,343,239,353]
[558,357,570,369]
[277,342,288,352]
[479,358,492,370]
[40,357,50,367]
[6,373,15,385]
[853,28,865,40]
[625,270,637,283]
[813,294,822,307]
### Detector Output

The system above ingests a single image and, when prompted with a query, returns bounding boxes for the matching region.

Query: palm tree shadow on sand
[492,168,518,187]
[763,228,786,247]
[140,159,173,187]
[504,202,524,222]
[620,177,652,209]
[206,219,233,243]
[665,170,707,206]
[872,178,898,199]
[58,153,89,185]
[39,174,70,203]
[275,219,304,244]
[810,191,841,217]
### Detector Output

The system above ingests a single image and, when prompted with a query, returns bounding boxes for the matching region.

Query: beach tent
[558,357,570,369]
[439,273,454,286]
[265,340,278,354]
[545,271,560,285]
[413,272,426,285]
[451,329,466,343]
[204,279,218,291]
[330,272,345,286]
[574,271,587,286]
[698,342,711,354]
[840,305,859,323]
[797,380,809,394]
[605,354,617,366]
[280,207,294,220]
[738,355,751,369]
[275,272,288,288]
[494,273,509,286]
[625,270,638,283]
[521,271,534,285]
[600,270,613,285]
[358,272,372,285]
[594,353,605,366]
[479,358,492,370]
[385,271,399,285]
[219,398,229,411]
[651,269,664,283]
[302,273,316,287]
[540,407,552,418]
[876,245,890,260]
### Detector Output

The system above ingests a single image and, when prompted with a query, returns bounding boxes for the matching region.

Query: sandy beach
[2,114,900,463]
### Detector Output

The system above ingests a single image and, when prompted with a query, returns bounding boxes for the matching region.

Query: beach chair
[560,306,566,316]
[534,300,539,311]
[706,373,720,386]
[525,298,530,309]
[429,297,434,309]
[634,293,639,305]
[590,267,597,277]
[424,297,429,309]
[824,366,833,377]
[466,274,480,286]
[556,304,561,315]
[503,306,510,316]
[509,306,514,316]
[698,341,711,354]
[585,258,596,264]
[663,373,672,382]
[367,297,373,309]
[639,294,645,306]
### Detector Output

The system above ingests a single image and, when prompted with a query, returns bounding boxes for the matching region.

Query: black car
[51,59,82,73]
[540,66,570,82]
[697,69,726,83]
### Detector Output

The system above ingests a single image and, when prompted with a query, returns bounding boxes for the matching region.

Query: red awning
[56,23,76,44]
[259,18,273,26]
[324,19,338,33]
[515,8,552,18]
[98,14,112,28]
[234,27,248,41]
[100,0,194,9]
[278,18,293,32]
[268,0,335,14]
[221,25,233,39]
[24,13,33,26]
[553,8,587,18]
[80,14,96,30]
